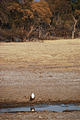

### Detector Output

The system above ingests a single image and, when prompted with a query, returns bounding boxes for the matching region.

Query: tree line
[0,0,80,42]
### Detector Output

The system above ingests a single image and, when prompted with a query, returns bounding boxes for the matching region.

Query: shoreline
[0,100,80,109]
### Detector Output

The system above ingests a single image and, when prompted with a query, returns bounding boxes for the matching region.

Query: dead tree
[72,15,78,39]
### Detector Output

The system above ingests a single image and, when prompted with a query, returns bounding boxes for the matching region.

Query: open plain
[0,39,80,119]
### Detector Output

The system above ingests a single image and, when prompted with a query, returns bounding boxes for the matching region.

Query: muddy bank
[0,69,80,108]
[0,100,80,109]
[0,111,80,120]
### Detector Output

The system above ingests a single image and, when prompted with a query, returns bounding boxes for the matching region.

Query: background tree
[0,0,34,41]
[71,0,80,38]
[45,0,72,38]
[31,1,52,39]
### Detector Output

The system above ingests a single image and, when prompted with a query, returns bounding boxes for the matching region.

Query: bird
[30,93,35,101]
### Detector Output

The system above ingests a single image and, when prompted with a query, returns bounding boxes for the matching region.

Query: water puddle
[0,103,80,113]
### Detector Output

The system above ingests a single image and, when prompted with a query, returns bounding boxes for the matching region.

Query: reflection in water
[30,107,35,112]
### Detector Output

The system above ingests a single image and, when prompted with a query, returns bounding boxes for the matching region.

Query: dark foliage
[0,0,80,41]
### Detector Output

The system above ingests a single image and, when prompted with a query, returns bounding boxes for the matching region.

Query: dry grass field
[0,39,80,120]
[0,39,80,106]
[0,39,80,71]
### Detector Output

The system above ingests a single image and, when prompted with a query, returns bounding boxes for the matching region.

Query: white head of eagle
[30,93,35,101]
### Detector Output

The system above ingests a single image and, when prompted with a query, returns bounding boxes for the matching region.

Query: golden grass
[0,39,80,71]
